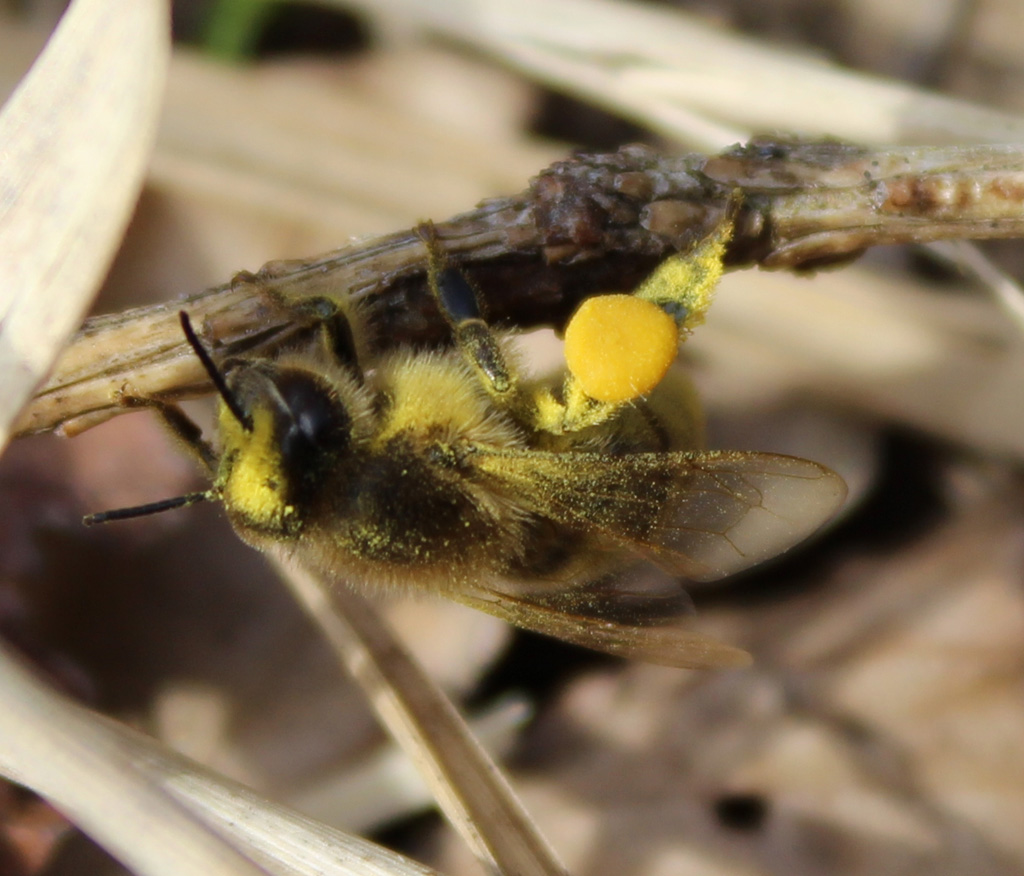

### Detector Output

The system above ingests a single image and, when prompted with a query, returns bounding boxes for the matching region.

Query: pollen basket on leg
[564,294,679,404]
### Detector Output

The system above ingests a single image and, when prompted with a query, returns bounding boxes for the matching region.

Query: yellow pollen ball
[564,294,679,403]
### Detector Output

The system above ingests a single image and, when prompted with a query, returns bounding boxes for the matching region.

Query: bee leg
[418,223,623,435]
[533,376,623,435]
[419,223,521,406]
[117,393,218,473]
[300,296,363,381]
[629,210,733,331]
[262,290,366,383]
[240,262,367,382]
[539,213,736,436]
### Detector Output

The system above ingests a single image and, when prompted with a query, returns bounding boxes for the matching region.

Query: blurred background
[2,1,1024,874]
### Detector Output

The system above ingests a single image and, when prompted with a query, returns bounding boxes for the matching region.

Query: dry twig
[21,138,1024,437]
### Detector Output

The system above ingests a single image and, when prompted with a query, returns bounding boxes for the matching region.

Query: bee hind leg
[538,212,736,436]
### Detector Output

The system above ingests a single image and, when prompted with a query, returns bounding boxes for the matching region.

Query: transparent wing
[477,449,847,582]
[454,566,752,669]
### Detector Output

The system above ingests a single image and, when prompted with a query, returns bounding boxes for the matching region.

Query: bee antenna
[82,491,210,526]
[179,311,252,431]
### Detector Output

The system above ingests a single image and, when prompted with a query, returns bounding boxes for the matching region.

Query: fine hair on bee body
[85,222,847,669]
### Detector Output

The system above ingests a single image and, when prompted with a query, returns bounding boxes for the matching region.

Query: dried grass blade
[0,0,168,446]
[271,555,569,876]
[0,2,270,873]
[0,642,272,876]
[329,0,1024,147]
[926,239,1024,335]
[0,639,449,876]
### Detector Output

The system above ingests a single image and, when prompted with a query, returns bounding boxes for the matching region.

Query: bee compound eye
[276,373,350,450]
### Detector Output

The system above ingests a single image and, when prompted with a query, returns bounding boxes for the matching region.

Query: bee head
[216,361,351,536]
[83,311,352,532]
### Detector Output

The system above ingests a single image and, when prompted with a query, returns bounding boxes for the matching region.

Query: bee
[85,222,846,668]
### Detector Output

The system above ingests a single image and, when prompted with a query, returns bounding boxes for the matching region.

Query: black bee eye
[275,372,349,458]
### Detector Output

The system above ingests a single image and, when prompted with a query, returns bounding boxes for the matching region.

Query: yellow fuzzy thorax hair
[374,351,523,450]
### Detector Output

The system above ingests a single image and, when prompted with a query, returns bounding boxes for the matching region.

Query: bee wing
[454,568,752,669]
[477,449,847,582]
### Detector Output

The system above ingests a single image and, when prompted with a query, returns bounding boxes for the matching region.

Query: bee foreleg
[116,393,217,472]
